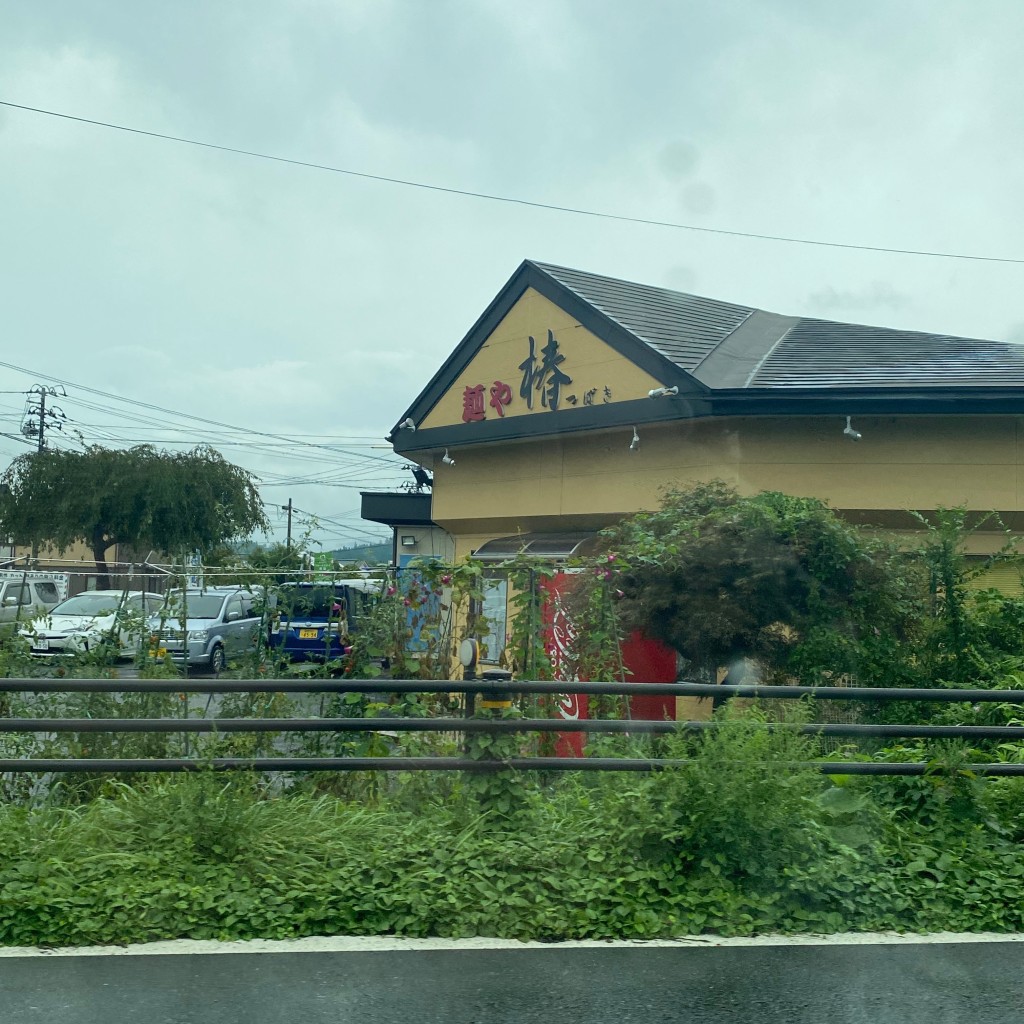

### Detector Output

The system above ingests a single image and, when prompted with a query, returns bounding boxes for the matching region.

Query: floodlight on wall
[397,418,416,431]
[629,427,640,452]
[400,535,417,547]
[648,385,679,398]
[442,449,456,466]
[843,416,862,441]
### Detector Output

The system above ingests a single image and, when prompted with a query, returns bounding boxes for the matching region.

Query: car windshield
[160,594,226,619]
[278,585,346,620]
[51,594,121,616]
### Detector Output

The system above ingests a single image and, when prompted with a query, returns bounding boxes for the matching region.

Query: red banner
[540,575,679,755]
[541,572,588,757]
[620,631,677,720]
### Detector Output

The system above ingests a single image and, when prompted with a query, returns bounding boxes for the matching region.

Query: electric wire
[0,358,402,468]
[2,98,1022,265]
[0,374,405,542]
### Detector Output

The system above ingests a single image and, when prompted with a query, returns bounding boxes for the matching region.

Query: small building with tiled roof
[364,259,1024,580]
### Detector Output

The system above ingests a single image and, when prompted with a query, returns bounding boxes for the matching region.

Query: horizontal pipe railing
[3,678,1024,775]
[3,717,1024,740]
[2,757,1024,775]
[1,678,1023,701]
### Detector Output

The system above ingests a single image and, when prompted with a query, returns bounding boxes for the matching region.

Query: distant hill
[329,541,391,565]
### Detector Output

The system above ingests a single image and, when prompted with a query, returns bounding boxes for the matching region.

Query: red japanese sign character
[462,384,486,422]
[489,380,513,417]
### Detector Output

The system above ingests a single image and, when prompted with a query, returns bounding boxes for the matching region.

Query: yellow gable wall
[420,287,666,429]
[428,414,1024,561]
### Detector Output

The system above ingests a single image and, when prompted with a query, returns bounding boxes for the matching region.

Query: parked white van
[0,571,68,631]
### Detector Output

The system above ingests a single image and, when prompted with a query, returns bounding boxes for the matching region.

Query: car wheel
[210,643,226,675]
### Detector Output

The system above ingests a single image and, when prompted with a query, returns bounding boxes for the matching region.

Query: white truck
[0,570,69,630]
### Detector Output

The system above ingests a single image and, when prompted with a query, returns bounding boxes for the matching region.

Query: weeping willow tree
[0,444,269,587]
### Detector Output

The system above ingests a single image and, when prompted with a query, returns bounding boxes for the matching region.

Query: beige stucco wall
[428,414,1024,560]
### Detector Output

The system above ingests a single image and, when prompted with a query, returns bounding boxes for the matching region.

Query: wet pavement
[2,935,1023,1024]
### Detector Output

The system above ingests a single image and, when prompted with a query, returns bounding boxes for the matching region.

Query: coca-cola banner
[540,572,588,757]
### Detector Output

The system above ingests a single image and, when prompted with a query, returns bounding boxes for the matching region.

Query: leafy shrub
[5,727,1024,947]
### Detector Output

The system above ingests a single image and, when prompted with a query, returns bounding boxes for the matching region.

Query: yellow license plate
[299,629,319,639]
[150,647,168,659]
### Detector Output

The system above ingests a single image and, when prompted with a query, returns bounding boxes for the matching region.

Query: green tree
[596,481,923,685]
[203,542,305,586]
[0,445,269,588]
[911,507,1024,686]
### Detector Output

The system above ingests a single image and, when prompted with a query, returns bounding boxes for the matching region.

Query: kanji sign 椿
[458,330,612,423]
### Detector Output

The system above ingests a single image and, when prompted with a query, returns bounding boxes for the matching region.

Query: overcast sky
[2,1,1023,552]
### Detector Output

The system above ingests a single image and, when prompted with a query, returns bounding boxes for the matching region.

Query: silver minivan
[147,587,263,673]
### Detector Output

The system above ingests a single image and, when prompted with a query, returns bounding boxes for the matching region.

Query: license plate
[35,638,49,651]
[299,629,319,639]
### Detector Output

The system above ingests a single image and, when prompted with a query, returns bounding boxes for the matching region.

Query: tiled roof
[532,262,755,372]
[531,261,1024,391]
[752,319,1024,389]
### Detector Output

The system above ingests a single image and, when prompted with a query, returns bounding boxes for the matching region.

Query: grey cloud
[807,282,910,315]
[658,141,700,178]
[680,181,716,216]
[663,265,698,292]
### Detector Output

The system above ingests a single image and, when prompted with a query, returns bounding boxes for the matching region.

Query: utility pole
[21,385,67,451]
[20,386,67,563]
[35,388,44,452]
[284,499,293,551]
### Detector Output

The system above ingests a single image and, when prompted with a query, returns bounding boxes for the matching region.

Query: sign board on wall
[418,289,666,432]
[460,329,616,424]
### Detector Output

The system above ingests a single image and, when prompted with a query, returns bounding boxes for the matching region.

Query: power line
[6,393,407,483]
[0,358,403,468]
[3,98,1022,266]
[287,504,388,543]
[0,374,407,529]
[0,393,407,491]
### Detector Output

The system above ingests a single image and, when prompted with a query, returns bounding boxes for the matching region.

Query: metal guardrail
[4,758,1024,775]
[0,678,1021,700]
[1,678,1023,774]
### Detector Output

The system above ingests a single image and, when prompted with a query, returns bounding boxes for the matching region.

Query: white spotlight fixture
[843,416,862,441]
[442,449,456,466]
[397,418,416,431]
[629,427,640,452]
[648,385,679,398]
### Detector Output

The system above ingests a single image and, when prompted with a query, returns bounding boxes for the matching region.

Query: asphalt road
[3,939,1023,1024]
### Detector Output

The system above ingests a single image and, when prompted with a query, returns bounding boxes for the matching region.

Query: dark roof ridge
[528,259,745,309]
